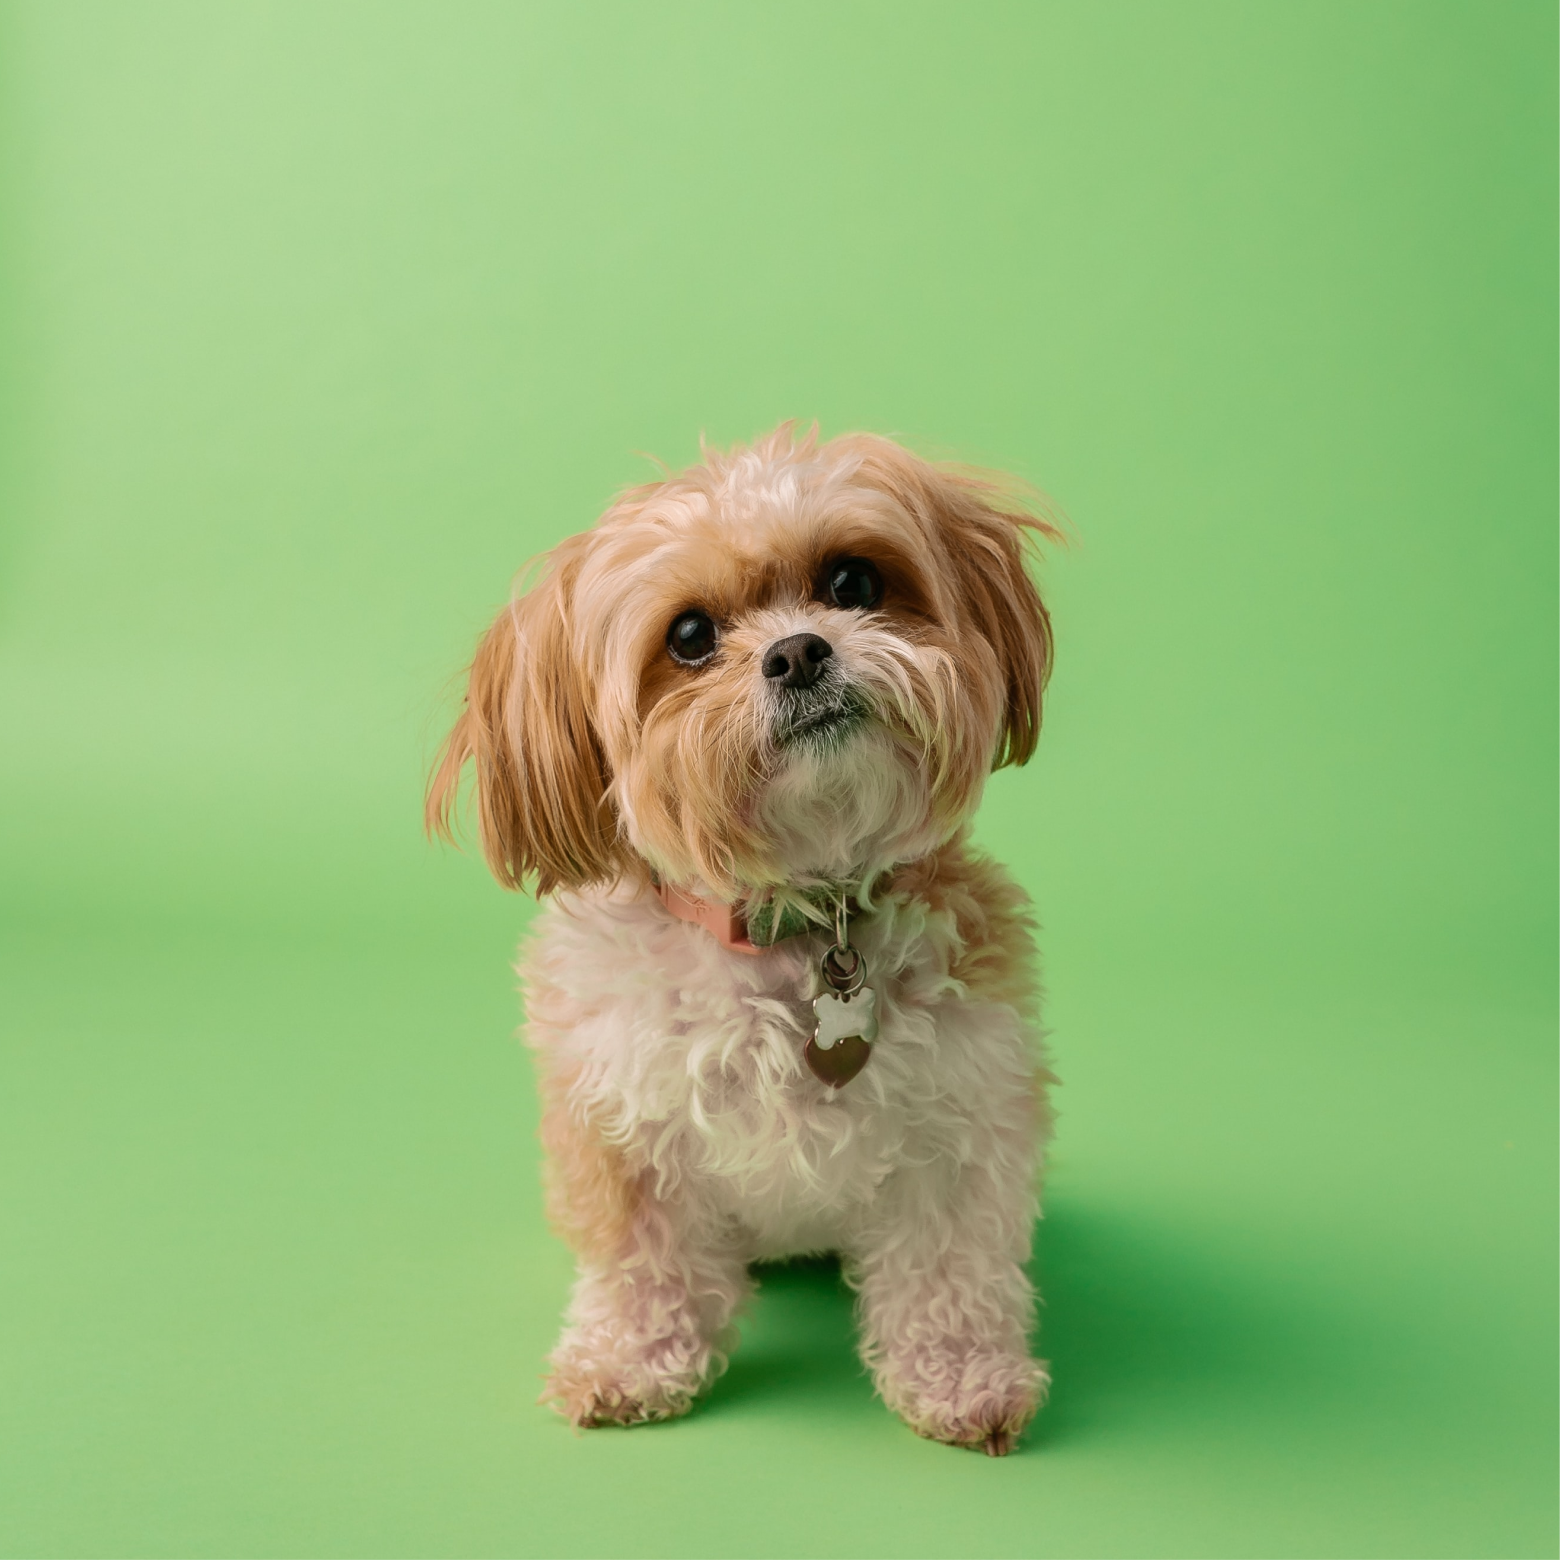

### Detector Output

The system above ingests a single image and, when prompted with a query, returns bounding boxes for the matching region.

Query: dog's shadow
[702,1254,869,1419]
[698,1197,1353,1445]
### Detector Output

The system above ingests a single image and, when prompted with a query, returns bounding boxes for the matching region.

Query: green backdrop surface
[1,3,1555,1556]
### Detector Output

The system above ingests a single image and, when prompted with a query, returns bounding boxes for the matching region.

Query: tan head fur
[427,424,1056,900]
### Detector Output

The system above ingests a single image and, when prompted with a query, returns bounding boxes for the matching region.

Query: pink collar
[652,880,766,956]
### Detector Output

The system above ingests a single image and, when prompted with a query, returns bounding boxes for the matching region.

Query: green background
[2,3,1555,1556]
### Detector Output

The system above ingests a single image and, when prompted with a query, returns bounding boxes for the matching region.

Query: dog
[427,423,1058,1455]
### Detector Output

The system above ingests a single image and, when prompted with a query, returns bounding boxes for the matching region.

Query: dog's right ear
[426,549,621,894]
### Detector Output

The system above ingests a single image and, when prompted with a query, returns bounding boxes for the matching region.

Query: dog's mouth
[774,692,868,750]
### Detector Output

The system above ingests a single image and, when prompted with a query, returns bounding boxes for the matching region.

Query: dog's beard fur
[614,605,991,900]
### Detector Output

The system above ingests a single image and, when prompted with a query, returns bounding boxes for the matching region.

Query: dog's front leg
[538,1122,748,1428]
[544,1240,748,1428]
[850,1155,1047,1455]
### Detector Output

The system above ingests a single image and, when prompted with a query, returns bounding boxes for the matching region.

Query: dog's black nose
[762,632,833,690]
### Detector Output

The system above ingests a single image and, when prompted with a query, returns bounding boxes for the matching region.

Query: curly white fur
[525,871,1052,1453]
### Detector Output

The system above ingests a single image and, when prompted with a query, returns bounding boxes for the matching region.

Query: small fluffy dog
[428,424,1058,1455]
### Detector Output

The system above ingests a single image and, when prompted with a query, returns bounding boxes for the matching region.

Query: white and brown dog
[428,424,1058,1455]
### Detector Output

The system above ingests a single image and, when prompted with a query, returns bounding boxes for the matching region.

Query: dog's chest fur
[522,866,1040,1260]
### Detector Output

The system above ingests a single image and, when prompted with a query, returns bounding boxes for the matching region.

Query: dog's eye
[824,558,883,611]
[667,610,719,665]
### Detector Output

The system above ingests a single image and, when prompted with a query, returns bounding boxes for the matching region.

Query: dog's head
[428,425,1055,900]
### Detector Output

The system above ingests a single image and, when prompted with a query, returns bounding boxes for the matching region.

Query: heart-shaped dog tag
[806,986,877,1088]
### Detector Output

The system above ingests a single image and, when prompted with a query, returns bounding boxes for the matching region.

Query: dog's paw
[542,1328,711,1429]
[543,1371,663,1428]
[887,1348,1049,1456]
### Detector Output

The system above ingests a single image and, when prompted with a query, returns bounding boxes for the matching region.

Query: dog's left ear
[937,477,1056,768]
[858,440,1056,770]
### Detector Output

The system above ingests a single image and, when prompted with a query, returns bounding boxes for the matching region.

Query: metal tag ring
[821,944,865,994]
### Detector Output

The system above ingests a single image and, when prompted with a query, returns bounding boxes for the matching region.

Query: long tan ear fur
[425,549,621,894]
[849,439,1058,769]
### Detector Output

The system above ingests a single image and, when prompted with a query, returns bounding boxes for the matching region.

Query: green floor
[2,904,1554,1557]
[2,3,1556,1554]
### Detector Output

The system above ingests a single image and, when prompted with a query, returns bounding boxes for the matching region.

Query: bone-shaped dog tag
[805,980,877,1088]
[812,987,878,1050]
[803,899,877,1088]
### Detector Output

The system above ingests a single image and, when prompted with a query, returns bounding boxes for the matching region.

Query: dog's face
[429,427,1054,900]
